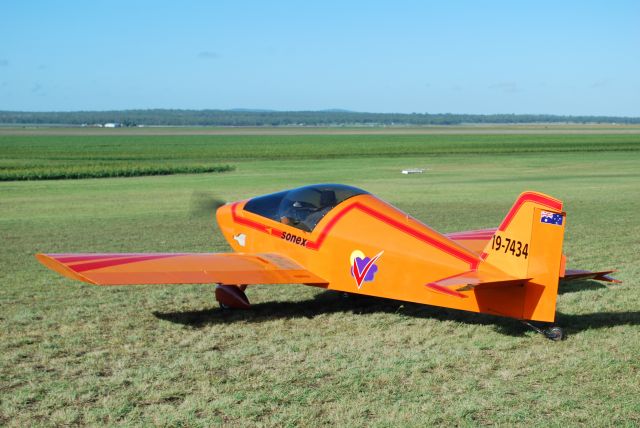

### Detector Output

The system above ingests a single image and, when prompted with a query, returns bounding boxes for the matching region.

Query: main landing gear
[215,285,251,309]
[521,320,565,341]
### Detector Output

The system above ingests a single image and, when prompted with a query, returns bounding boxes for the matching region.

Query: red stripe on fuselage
[231,202,279,234]
[424,282,468,299]
[234,199,479,270]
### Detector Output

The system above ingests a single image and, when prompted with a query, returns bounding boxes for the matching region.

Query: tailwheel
[543,326,565,341]
[215,285,250,309]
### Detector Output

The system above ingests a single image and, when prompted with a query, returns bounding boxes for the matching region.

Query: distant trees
[0,109,638,126]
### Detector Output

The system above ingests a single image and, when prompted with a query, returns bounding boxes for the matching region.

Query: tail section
[480,192,566,322]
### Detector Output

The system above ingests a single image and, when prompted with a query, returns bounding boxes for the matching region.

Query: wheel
[544,326,565,341]
[215,285,251,309]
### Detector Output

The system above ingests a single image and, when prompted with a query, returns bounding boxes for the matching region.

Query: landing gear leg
[215,284,251,309]
[521,320,565,341]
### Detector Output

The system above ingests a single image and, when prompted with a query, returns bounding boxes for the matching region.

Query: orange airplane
[37,184,619,340]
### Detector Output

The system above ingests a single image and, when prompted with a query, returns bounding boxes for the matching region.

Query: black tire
[544,326,565,341]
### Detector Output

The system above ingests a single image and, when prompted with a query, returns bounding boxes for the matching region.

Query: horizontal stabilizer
[562,269,621,284]
[36,252,328,286]
[445,228,497,253]
[445,228,497,241]
[425,270,529,299]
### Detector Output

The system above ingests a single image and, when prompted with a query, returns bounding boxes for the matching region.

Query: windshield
[243,184,368,232]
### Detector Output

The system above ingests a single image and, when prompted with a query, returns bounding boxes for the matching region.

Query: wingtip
[600,273,622,284]
[35,253,98,285]
[594,269,622,284]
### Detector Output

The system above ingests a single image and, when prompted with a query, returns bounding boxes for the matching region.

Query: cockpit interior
[243,184,368,232]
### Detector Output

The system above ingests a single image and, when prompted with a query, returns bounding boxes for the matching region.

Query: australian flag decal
[540,210,563,226]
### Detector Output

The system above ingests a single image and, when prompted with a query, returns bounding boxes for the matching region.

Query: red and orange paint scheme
[37,184,618,337]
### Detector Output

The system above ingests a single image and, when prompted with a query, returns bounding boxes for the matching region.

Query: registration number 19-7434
[490,235,529,259]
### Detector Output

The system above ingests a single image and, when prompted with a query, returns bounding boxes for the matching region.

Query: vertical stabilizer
[480,192,566,322]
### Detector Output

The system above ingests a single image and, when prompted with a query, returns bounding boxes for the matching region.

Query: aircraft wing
[36,253,328,286]
[425,270,529,298]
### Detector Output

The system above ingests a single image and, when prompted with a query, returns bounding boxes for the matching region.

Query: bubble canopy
[243,184,369,232]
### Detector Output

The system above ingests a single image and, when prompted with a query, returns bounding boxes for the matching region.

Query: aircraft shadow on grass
[153,280,637,337]
[557,278,609,294]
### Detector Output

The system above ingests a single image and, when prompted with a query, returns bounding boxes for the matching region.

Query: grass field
[2,132,639,181]
[1,128,639,426]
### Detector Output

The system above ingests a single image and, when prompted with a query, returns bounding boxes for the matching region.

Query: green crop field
[1,131,639,181]
[1,128,639,426]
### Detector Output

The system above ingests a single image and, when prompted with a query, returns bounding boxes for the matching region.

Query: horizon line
[1,108,639,119]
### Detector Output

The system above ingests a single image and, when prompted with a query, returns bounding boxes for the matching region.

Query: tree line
[1,109,638,126]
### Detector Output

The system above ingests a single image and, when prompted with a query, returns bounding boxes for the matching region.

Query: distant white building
[104,123,122,128]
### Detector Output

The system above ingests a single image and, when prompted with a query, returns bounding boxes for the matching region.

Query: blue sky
[1,1,638,115]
